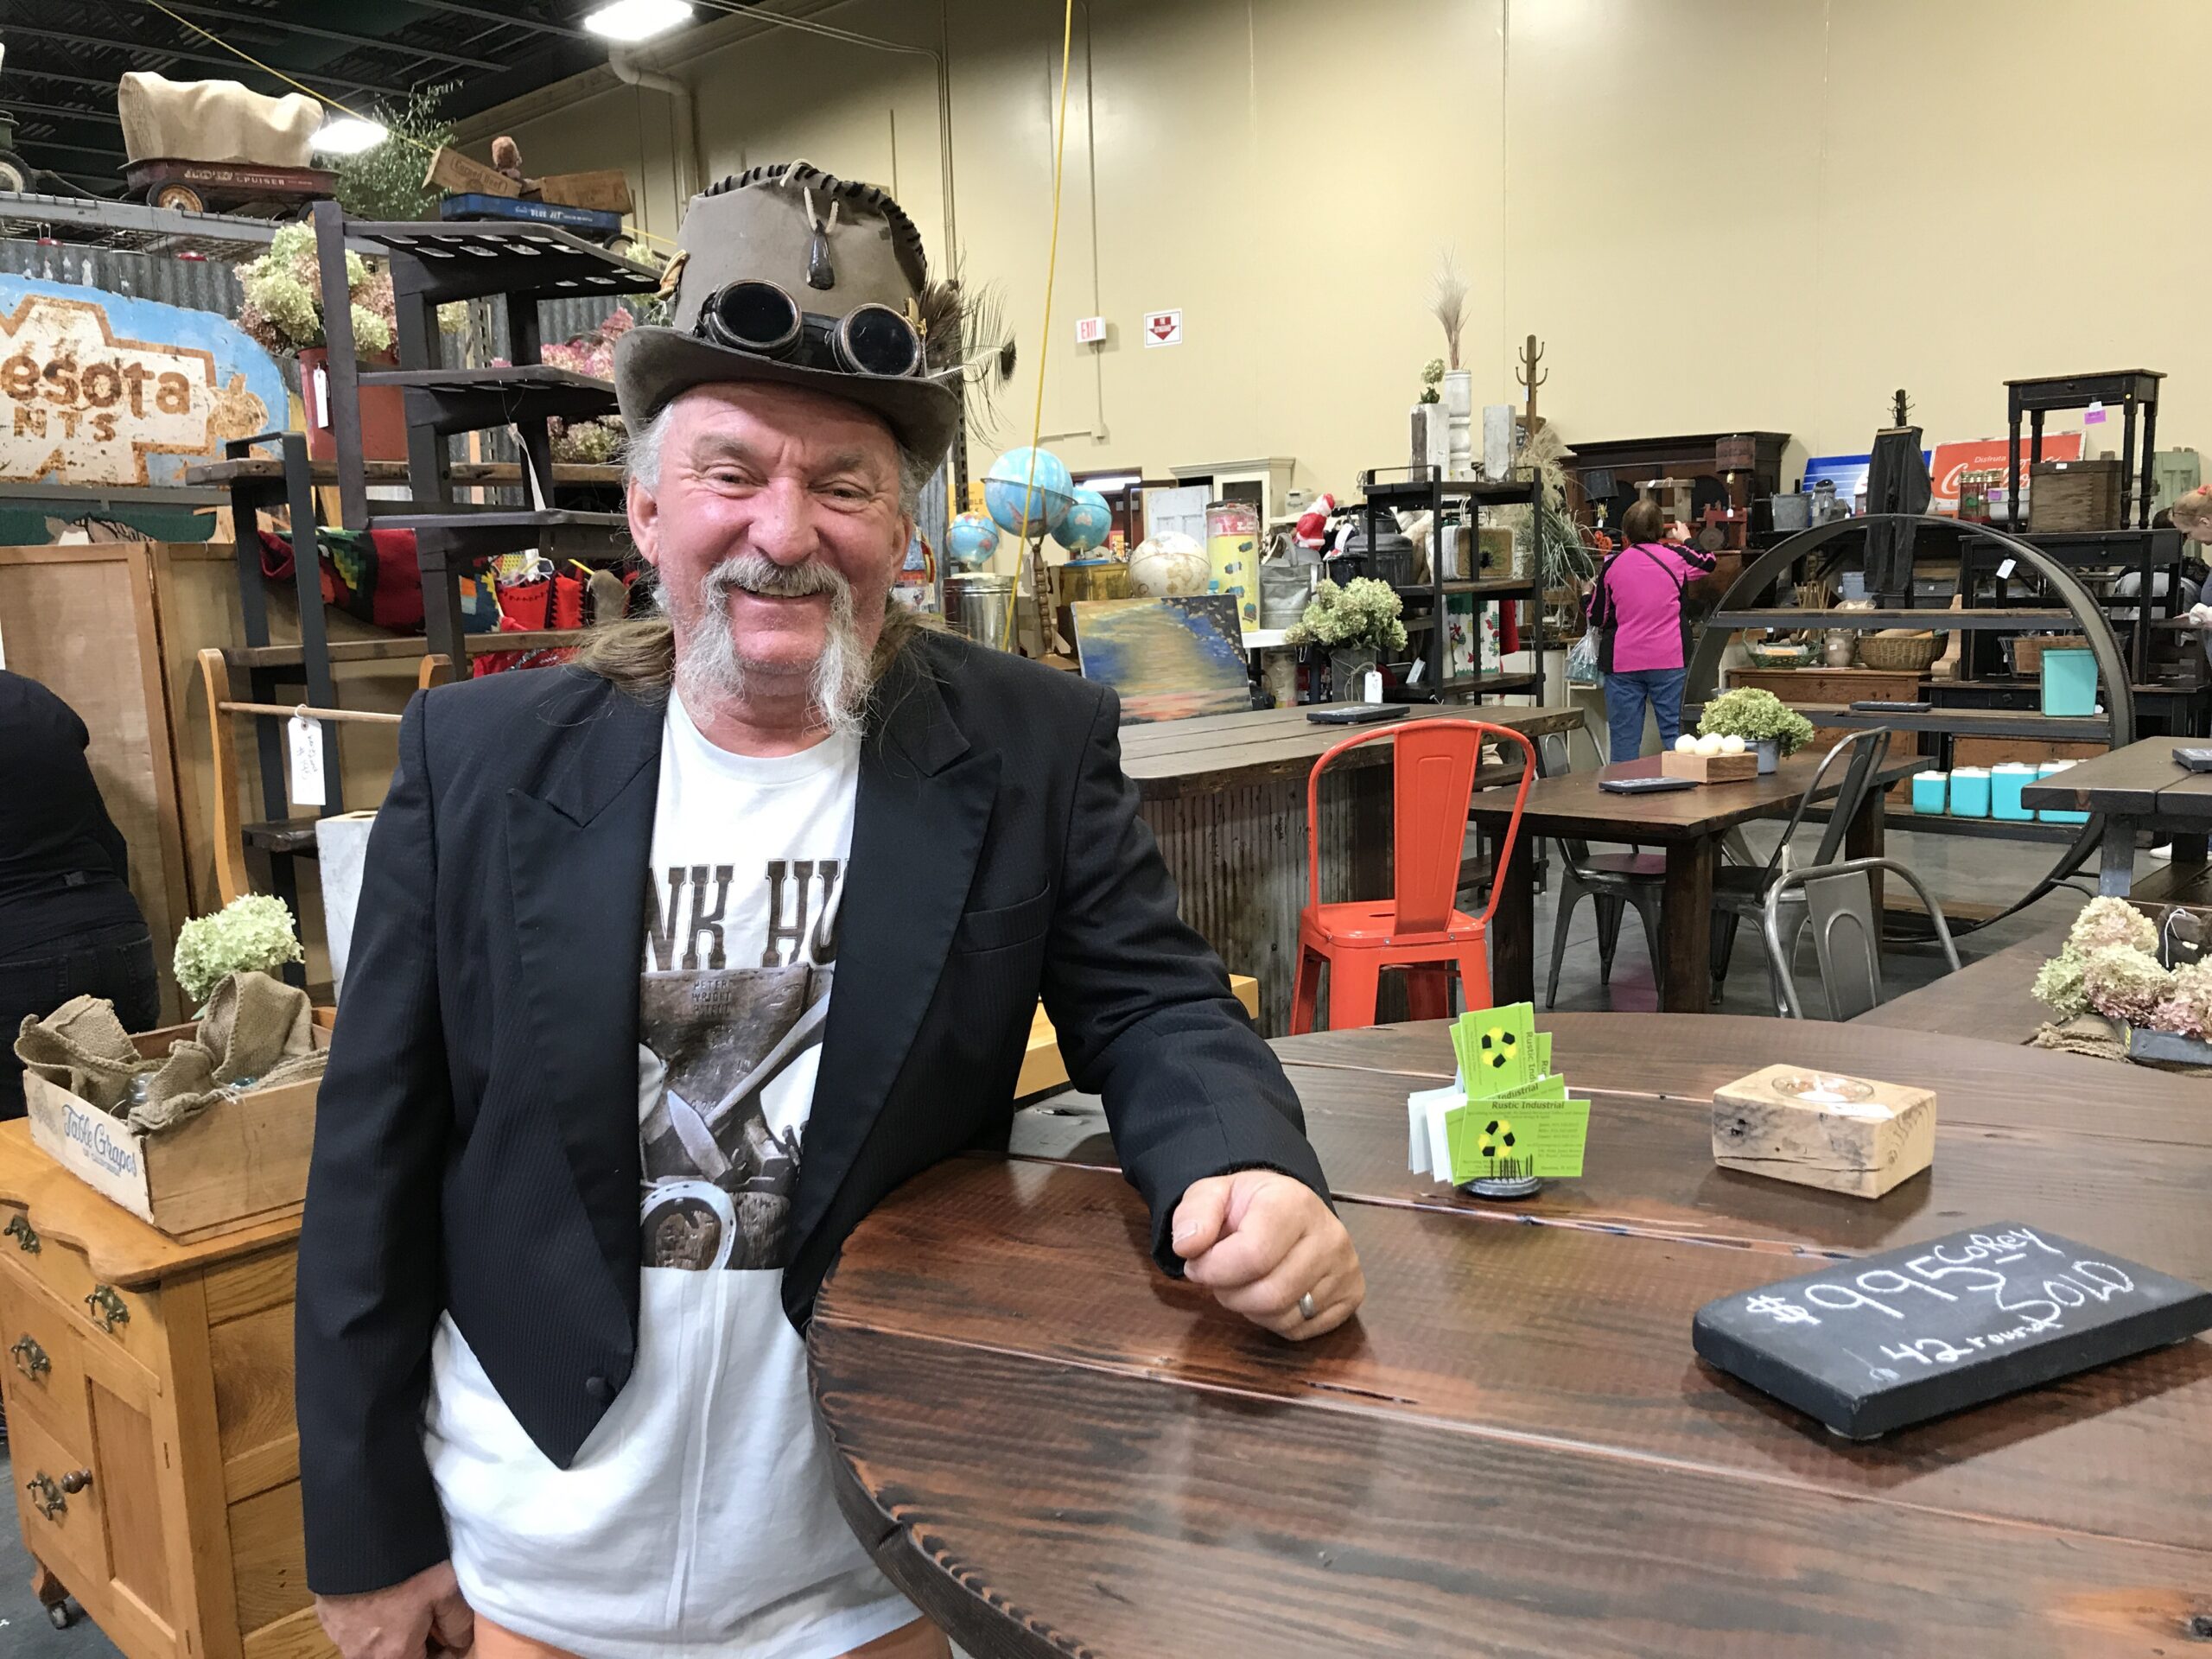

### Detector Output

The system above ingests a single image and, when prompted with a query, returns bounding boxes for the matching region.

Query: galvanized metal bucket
[948,572,1019,652]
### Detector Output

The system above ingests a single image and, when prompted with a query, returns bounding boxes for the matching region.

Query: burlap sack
[12,995,140,1113]
[118,73,321,168]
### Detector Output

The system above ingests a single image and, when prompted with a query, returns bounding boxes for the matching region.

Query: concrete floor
[1533,819,2113,1019]
[0,823,2119,1654]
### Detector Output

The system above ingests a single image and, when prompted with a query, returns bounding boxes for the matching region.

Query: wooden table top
[2023,734,2212,821]
[811,1016,2212,1656]
[1853,912,2072,1046]
[1466,748,1926,840]
[1120,702,1583,798]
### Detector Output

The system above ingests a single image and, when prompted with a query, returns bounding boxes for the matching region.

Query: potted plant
[1285,576,1408,698]
[235,224,406,461]
[1696,686,1815,773]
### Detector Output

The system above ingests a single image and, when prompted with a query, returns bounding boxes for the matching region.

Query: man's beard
[666,551,874,739]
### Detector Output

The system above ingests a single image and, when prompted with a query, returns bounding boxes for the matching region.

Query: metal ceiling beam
[6,65,139,94]
[101,0,507,71]
[396,2,588,39]
[0,22,407,98]
[16,140,129,161]
[6,103,126,129]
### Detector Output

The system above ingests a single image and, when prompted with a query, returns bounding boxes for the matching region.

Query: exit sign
[1074,315,1107,345]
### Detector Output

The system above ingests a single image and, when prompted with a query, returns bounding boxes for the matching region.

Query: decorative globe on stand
[1128,531,1210,597]
[984,446,1075,538]
[944,511,1001,571]
[1052,486,1114,556]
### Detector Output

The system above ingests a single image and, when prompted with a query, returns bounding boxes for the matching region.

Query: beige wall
[468,0,2210,505]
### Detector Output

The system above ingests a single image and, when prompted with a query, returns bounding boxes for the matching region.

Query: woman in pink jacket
[1586,498,1716,760]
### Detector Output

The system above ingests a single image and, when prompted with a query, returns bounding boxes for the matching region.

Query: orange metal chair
[1290,719,1538,1033]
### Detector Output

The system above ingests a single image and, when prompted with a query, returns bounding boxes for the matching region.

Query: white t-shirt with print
[424,688,914,1659]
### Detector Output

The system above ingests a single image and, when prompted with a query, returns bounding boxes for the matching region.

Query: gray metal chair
[1709,727,1893,1008]
[1761,855,1961,1020]
[1535,726,1668,1008]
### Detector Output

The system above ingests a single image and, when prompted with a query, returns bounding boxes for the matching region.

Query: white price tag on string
[1363,668,1385,704]
[1996,557,2017,581]
[288,714,327,808]
[310,363,330,430]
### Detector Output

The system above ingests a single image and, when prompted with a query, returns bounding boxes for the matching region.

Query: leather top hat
[614,161,963,464]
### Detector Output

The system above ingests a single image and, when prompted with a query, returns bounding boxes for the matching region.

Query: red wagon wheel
[149,181,205,212]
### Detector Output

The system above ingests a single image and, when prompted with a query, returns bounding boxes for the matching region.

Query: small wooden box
[1713,1065,1936,1198]
[1662,749,1758,784]
[424,143,520,200]
[22,1016,328,1241]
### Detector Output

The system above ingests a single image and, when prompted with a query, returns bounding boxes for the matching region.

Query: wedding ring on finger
[1297,1292,1319,1322]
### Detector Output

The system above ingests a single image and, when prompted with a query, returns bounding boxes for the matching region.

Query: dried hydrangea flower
[2031,946,2090,1021]
[2069,895,2159,955]
[2078,943,2177,1023]
[2147,959,2212,1040]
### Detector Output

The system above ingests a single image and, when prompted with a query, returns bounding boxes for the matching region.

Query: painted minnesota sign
[0,275,283,486]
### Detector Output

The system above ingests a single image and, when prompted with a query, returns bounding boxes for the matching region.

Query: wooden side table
[0,1122,326,1659]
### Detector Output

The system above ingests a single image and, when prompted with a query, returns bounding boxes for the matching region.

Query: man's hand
[1172,1170,1363,1338]
[316,1560,474,1659]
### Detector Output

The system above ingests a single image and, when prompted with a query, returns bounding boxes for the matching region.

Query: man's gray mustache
[702,554,849,601]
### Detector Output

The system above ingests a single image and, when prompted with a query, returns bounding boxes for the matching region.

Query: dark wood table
[810,1016,2212,1657]
[1853,911,2071,1046]
[1124,703,1584,1034]
[2024,735,2212,897]
[1466,749,1927,1014]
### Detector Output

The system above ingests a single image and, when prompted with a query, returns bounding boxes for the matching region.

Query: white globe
[1128,531,1209,598]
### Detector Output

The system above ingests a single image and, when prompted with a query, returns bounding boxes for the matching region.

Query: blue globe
[1053,486,1114,555]
[984,447,1074,538]
[944,511,1001,570]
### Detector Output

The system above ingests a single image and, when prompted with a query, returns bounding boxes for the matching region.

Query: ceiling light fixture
[583,0,695,43]
[311,116,389,156]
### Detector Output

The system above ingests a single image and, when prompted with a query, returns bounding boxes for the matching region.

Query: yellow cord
[1017,0,1077,551]
[136,0,677,252]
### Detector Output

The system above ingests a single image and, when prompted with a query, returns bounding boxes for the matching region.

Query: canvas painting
[1073,594,1250,725]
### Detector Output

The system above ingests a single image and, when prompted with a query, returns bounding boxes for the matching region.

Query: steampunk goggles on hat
[692,279,925,380]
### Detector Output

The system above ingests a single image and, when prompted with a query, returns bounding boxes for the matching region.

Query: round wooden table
[808,1015,2212,1656]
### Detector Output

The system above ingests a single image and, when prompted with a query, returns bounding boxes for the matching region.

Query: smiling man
[294,163,1361,1659]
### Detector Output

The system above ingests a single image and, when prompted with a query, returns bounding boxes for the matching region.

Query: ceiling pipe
[608,49,702,213]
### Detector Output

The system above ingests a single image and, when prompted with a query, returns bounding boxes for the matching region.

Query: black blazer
[295,632,1329,1596]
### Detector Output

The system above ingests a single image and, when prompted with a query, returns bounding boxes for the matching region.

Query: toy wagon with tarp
[118,72,335,215]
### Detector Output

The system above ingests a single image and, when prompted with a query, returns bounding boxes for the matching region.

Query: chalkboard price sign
[1692,1224,2212,1440]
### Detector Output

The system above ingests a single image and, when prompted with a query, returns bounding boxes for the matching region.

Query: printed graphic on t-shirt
[639,858,842,1272]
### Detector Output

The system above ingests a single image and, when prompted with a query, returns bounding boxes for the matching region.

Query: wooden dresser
[0,1122,327,1659]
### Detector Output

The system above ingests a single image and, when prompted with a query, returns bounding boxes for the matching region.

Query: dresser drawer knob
[83,1286,127,1334]
[8,1334,48,1381]
[4,1214,38,1254]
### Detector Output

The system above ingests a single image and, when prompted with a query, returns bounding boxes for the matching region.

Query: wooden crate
[2031,459,2123,531]
[23,1016,327,1241]
[1662,749,1758,783]
[536,168,633,213]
